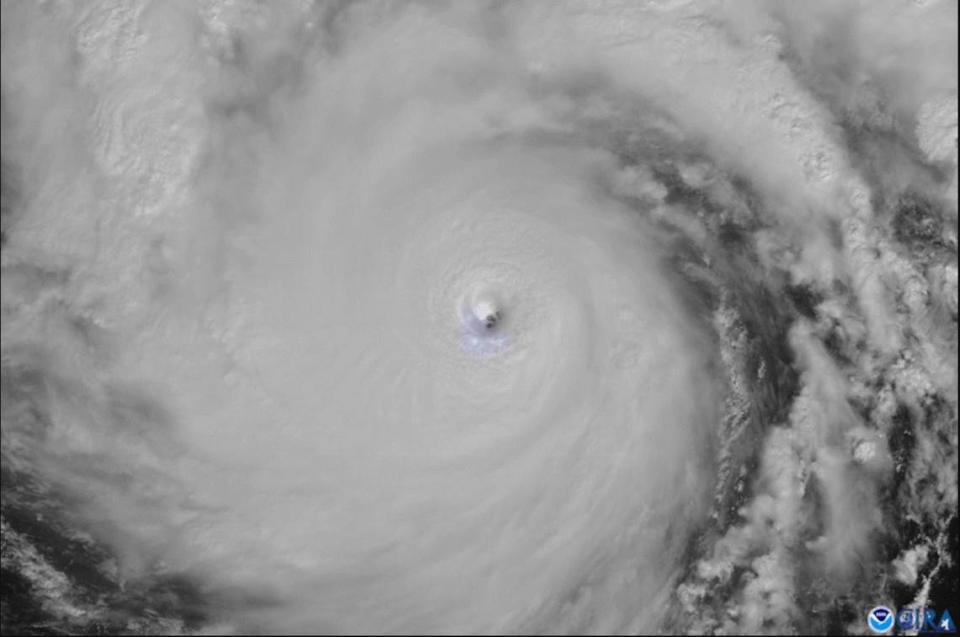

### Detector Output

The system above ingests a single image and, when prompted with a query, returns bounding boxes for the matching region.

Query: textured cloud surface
[1,1,956,634]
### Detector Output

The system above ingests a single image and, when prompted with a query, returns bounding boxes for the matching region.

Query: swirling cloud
[1,1,955,634]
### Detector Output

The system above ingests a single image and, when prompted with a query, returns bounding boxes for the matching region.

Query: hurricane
[1,1,957,635]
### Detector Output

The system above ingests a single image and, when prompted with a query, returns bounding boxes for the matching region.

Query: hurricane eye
[459,293,511,356]
[478,305,501,330]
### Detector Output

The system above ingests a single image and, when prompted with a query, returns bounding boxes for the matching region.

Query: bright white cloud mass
[1,1,956,635]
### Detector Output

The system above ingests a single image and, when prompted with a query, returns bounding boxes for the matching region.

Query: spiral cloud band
[1,1,957,635]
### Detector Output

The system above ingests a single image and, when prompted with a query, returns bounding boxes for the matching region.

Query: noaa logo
[867,606,895,634]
